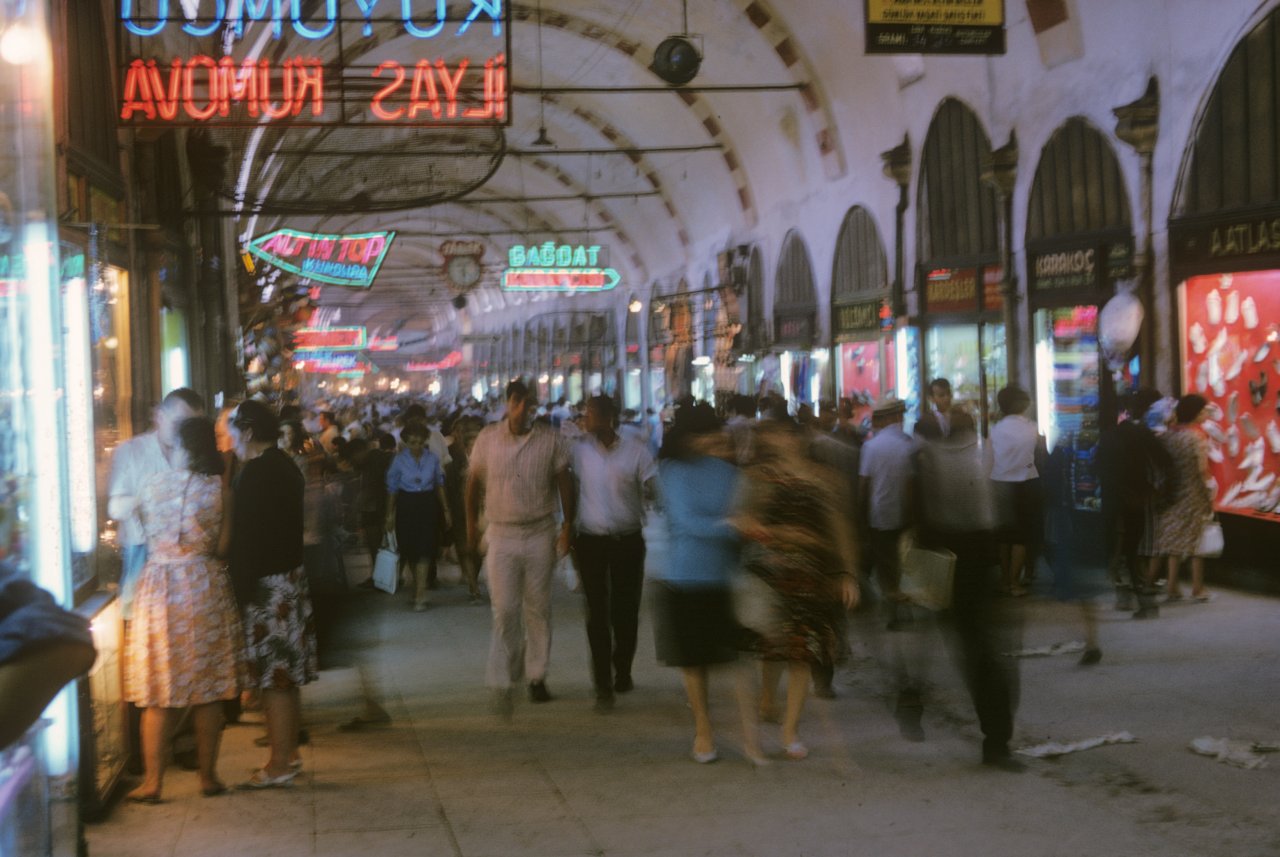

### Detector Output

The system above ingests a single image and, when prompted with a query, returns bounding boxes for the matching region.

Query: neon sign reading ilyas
[501,243,621,293]
[247,229,395,288]
[119,1,511,127]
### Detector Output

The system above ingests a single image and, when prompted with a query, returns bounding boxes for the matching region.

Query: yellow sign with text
[867,0,1004,26]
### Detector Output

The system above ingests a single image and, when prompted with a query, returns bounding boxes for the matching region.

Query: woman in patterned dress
[227,399,313,789]
[735,419,858,760]
[1152,395,1215,601]
[124,417,245,802]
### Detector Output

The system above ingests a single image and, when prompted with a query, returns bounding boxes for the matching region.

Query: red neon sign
[405,351,463,372]
[294,327,367,351]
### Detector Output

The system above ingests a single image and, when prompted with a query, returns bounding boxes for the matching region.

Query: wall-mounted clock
[446,254,482,289]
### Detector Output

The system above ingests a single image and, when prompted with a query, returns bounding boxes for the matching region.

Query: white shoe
[1225,291,1239,324]
[1207,289,1222,325]
[1190,322,1207,354]
[1265,420,1280,454]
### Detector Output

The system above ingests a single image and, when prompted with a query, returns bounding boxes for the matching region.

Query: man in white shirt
[318,410,341,455]
[858,396,917,617]
[914,378,953,439]
[107,387,205,619]
[571,396,657,710]
[467,380,575,711]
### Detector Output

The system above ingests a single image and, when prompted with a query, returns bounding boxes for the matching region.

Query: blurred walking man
[467,380,575,712]
[572,396,657,711]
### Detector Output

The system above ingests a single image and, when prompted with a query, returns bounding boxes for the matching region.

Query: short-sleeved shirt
[988,414,1040,483]
[858,423,918,530]
[108,432,174,547]
[572,433,657,536]
[469,421,570,526]
[386,448,445,494]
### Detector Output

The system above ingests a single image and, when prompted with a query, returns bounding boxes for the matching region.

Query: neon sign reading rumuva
[118,1,511,127]
[501,243,621,293]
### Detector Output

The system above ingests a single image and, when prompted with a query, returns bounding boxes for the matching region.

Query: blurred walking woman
[227,400,313,789]
[653,403,760,764]
[1152,395,1215,601]
[385,419,451,612]
[124,416,246,802]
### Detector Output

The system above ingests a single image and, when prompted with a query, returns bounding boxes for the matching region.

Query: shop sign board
[924,267,979,313]
[775,312,814,346]
[294,326,367,351]
[118,1,510,127]
[983,265,1004,312]
[1029,236,1134,291]
[1170,207,1280,274]
[834,299,894,337]
[865,0,1005,55]
[501,242,619,293]
[405,350,463,372]
[248,229,394,289]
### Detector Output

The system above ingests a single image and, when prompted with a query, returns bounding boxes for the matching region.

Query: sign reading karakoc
[118,1,511,127]
[247,229,394,289]
[501,243,621,293]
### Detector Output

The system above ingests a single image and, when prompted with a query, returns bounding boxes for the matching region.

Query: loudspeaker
[650,36,701,86]
[452,294,467,310]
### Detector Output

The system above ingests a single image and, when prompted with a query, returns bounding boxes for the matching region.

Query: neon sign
[248,229,394,289]
[501,243,620,293]
[368,335,399,352]
[405,350,463,371]
[294,326,367,351]
[119,2,511,128]
[294,352,374,373]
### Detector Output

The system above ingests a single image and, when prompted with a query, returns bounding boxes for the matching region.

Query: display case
[1034,305,1103,511]
[1180,272,1280,520]
[77,594,128,820]
[0,723,50,857]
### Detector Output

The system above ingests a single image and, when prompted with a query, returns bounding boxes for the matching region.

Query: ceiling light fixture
[532,0,554,147]
[651,0,702,86]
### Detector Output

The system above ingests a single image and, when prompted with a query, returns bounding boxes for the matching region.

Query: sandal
[125,790,163,805]
[238,768,298,790]
[784,741,809,760]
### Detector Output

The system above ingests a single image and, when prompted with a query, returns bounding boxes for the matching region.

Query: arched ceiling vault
[216,1,843,344]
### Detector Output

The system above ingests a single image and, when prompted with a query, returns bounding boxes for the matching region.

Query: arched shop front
[742,245,768,395]
[1169,7,1280,562]
[624,295,643,410]
[1027,118,1135,520]
[915,98,1007,431]
[773,230,824,408]
[831,205,893,409]
[647,290,670,408]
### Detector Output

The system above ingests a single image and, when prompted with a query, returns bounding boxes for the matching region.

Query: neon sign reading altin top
[501,243,620,293]
[118,0,511,127]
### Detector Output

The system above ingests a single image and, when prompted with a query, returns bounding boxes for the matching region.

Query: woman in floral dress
[124,416,245,802]
[1152,395,1214,601]
[735,419,858,759]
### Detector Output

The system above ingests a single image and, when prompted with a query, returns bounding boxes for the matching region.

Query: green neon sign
[247,228,395,289]
[501,242,619,293]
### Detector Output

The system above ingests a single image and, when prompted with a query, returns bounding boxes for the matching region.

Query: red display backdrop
[1181,272,1280,520]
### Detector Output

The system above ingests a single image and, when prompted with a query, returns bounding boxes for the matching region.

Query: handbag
[900,539,957,612]
[733,572,782,637]
[1195,517,1224,559]
[372,532,400,594]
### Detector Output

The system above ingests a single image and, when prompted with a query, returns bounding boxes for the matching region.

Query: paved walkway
[87,523,1280,857]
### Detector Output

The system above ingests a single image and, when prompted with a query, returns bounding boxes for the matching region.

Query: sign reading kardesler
[248,229,395,289]
[865,0,1005,55]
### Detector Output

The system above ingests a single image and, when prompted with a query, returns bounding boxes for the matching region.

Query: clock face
[446,255,482,288]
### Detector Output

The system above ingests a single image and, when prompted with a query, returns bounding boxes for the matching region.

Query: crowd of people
[102,373,1223,797]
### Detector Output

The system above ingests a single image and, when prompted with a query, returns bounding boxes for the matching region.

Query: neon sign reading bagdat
[119,0,510,127]
[501,243,621,293]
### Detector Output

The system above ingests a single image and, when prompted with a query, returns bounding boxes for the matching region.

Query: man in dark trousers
[1098,388,1171,619]
[570,396,657,711]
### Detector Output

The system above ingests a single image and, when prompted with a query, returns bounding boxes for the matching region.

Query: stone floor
[85,524,1280,857]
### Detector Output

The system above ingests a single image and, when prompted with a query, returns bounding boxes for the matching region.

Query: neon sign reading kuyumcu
[118,1,511,127]
[248,229,394,289]
[501,243,620,293]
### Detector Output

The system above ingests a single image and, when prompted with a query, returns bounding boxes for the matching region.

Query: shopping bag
[733,572,783,638]
[372,533,399,594]
[1195,518,1224,559]
[900,543,957,612]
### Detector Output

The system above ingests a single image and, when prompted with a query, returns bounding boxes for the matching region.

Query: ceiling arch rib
[729,0,846,179]
[509,2,757,224]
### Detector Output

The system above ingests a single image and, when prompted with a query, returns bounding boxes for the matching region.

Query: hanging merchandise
[1098,290,1145,370]
[1181,272,1280,519]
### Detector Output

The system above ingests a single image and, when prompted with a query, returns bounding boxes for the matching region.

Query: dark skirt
[653,582,739,668]
[994,478,1044,548]
[395,490,439,565]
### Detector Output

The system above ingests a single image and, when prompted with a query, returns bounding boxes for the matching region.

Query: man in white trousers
[466,379,574,713]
